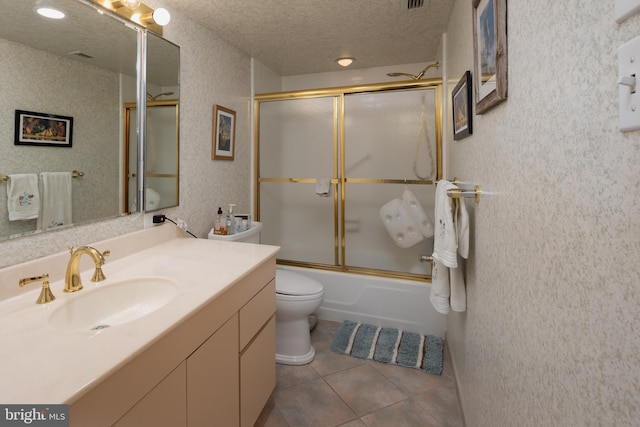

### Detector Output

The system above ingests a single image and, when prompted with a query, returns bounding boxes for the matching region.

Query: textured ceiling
[161,0,455,76]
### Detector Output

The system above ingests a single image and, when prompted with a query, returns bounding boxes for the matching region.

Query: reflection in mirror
[0,0,138,241]
[143,32,180,212]
[125,100,179,212]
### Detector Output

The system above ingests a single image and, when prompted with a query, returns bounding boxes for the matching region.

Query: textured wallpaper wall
[444,1,640,426]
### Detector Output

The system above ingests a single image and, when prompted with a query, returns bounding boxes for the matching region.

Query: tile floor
[255,320,464,427]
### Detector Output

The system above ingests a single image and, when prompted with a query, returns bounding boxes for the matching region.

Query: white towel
[457,197,469,259]
[379,198,424,248]
[432,180,459,268]
[429,259,450,314]
[402,189,434,238]
[38,172,72,230]
[6,174,40,221]
[315,178,331,197]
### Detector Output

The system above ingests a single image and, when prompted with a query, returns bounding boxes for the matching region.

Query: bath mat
[330,320,443,375]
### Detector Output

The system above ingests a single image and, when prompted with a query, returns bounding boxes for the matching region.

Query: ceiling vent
[407,0,424,9]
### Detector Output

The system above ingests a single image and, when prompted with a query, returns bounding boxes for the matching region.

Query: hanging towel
[457,197,469,259]
[429,259,450,314]
[6,174,40,221]
[449,197,469,312]
[38,172,72,230]
[402,189,434,238]
[315,178,331,197]
[432,180,459,268]
[379,198,424,248]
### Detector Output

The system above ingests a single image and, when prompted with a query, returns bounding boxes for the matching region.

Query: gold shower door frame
[254,79,442,281]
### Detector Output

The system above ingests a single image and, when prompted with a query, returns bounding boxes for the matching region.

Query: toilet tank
[207,222,262,243]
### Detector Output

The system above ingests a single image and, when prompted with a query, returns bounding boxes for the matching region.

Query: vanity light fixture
[89,0,169,35]
[106,0,141,10]
[132,7,171,26]
[35,7,66,19]
[336,57,355,67]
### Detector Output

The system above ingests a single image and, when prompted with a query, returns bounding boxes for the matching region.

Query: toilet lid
[276,269,323,296]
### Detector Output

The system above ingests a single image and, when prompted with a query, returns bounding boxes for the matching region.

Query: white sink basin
[49,277,178,331]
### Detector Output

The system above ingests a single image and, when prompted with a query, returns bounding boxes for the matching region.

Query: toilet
[207,222,324,365]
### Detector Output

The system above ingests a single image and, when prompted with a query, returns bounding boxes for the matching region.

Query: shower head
[147,91,175,101]
[386,61,440,80]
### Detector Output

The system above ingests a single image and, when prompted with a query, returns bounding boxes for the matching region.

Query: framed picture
[212,104,236,160]
[472,0,507,114]
[452,71,473,140]
[14,110,73,147]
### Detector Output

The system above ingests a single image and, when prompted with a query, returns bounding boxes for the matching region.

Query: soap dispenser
[214,207,223,235]
[226,204,236,235]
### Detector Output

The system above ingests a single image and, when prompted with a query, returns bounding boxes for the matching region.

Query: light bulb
[152,8,170,26]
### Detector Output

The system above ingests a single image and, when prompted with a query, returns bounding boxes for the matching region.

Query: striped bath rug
[330,320,443,375]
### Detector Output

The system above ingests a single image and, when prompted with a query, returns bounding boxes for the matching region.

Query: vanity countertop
[0,225,279,404]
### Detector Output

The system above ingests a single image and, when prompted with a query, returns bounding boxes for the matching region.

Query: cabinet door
[187,313,240,427]
[113,361,187,427]
[240,315,276,427]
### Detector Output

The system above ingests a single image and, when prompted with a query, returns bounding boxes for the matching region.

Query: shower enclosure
[255,80,442,280]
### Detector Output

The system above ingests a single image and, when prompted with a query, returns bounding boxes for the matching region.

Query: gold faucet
[19,273,55,304]
[64,246,110,292]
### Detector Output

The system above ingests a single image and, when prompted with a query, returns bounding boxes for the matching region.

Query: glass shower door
[258,96,338,265]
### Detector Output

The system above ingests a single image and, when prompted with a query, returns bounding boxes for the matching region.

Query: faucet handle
[19,273,55,304]
[91,249,110,282]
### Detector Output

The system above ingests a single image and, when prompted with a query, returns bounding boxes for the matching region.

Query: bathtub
[277,265,446,338]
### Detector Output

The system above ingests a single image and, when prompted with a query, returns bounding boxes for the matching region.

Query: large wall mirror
[0,0,180,242]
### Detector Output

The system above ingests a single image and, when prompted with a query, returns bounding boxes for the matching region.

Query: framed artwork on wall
[452,71,473,140]
[14,110,73,147]
[472,0,507,114]
[212,104,236,160]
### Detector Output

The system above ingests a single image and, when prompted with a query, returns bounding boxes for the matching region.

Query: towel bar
[0,170,84,183]
[446,185,481,203]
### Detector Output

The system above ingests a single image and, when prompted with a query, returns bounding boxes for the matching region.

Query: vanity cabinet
[69,256,276,427]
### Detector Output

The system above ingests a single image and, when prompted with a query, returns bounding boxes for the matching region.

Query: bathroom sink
[49,277,178,331]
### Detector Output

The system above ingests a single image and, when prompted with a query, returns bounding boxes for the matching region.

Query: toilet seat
[275,269,323,296]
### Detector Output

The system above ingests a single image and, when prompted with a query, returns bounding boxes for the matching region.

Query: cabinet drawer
[240,315,276,427]
[239,279,275,350]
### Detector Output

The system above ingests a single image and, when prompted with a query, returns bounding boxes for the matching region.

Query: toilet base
[276,346,316,365]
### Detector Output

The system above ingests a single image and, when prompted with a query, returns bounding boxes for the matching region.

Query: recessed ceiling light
[35,7,66,19]
[336,57,355,67]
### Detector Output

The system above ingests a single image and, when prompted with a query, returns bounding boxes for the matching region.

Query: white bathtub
[277,266,446,338]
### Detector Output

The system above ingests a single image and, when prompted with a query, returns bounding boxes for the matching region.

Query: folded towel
[429,259,450,314]
[6,174,40,221]
[402,189,434,238]
[315,178,331,197]
[457,197,469,259]
[450,254,466,312]
[379,198,424,248]
[38,172,72,230]
[432,180,459,268]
